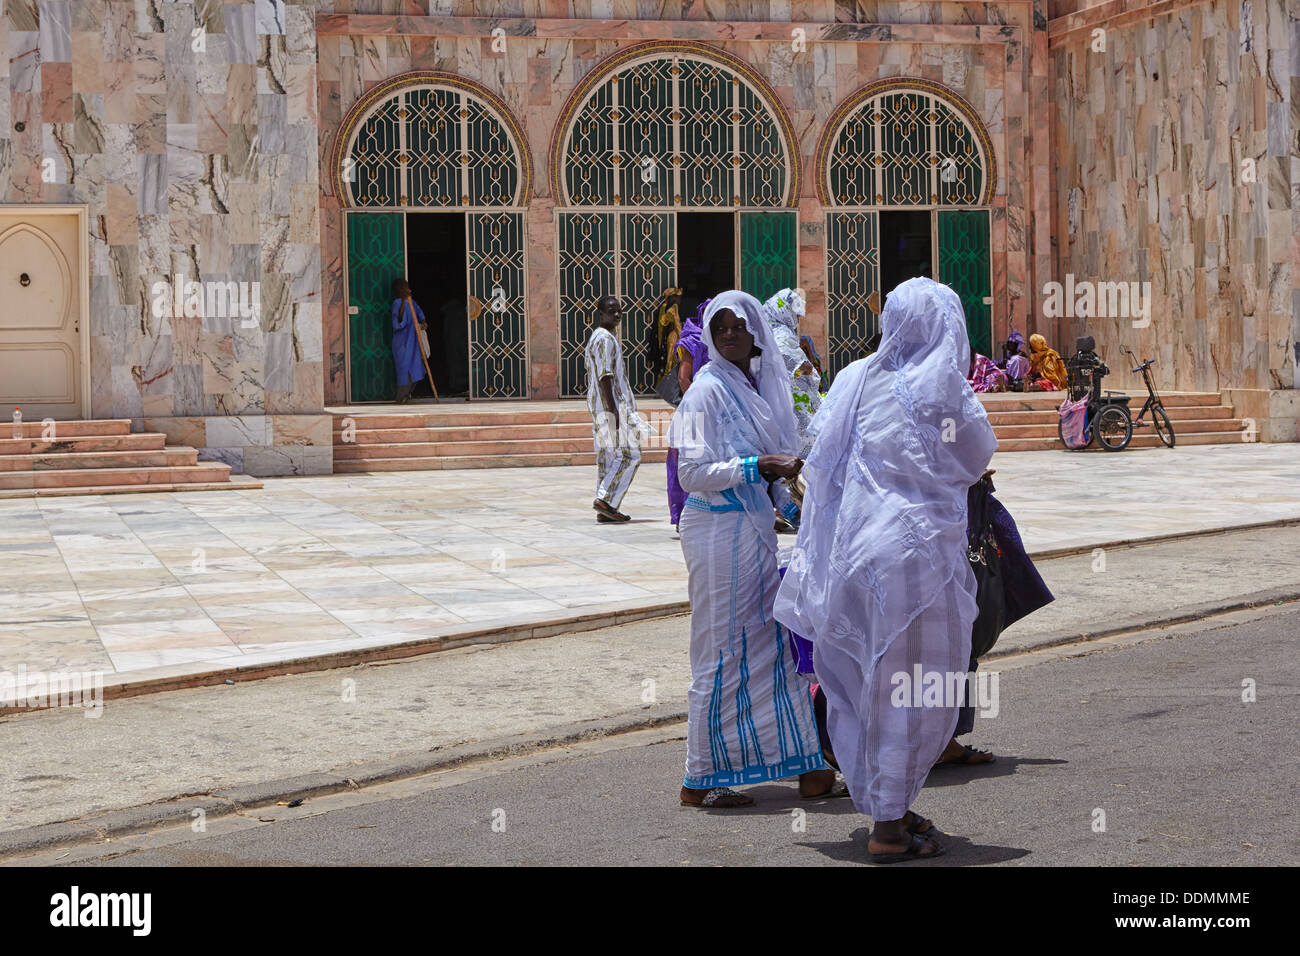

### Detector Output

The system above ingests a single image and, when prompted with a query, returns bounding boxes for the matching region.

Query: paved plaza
[2,443,1298,694]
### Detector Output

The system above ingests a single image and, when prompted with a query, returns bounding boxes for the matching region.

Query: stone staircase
[0,419,262,498]
[332,393,1246,472]
[986,391,1246,451]
[333,402,674,472]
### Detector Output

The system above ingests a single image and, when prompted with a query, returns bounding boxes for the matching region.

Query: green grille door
[937,209,992,357]
[618,210,676,394]
[558,212,616,397]
[740,211,797,303]
[467,212,527,398]
[347,212,406,401]
[824,211,879,378]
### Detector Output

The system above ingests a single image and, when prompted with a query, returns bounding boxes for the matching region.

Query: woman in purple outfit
[666,299,711,529]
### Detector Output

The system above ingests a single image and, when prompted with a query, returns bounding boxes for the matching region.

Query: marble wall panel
[1,0,326,474]
[1050,0,1298,393]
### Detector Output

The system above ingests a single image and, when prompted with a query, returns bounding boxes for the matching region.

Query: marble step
[334,421,597,444]
[0,446,197,472]
[1,419,133,439]
[0,432,168,456]
[984,405,1235,426]
[335,449,672,472]
[0,462,234,491]
[0,478,263,499]
[994,417,1245,439]
[995,430,1249,452]
[334,437,607,459]
[332,409,595,430]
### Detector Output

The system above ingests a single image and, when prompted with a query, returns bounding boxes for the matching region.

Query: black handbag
[655,369,683,406]
[967,476,1007,658]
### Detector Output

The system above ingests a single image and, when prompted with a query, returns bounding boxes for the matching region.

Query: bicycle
[1058,338,1132,451]
[1119,345,1175,447]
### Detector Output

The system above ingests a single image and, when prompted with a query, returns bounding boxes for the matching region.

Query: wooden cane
[407,296,439,403]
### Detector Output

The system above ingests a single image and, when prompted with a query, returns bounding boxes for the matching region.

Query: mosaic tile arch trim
[330,72,534,209]
[814,78,996,208]
[548,41,800,209]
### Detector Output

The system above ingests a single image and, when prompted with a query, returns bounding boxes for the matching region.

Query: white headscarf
[670,289,798,551]
[775,277,998,656]
[700,289,799,455]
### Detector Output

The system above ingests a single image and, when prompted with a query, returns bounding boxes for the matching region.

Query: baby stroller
[1057,337,1132,451]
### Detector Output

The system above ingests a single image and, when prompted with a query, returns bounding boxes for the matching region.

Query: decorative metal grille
[618,210,676,394]
[557,212,617,398]
[556,211,677,397]
[345,85,522,208]
[467,212,528,398]
[824,211,879,378]
[559,53,789,208]
[826,88,986,207]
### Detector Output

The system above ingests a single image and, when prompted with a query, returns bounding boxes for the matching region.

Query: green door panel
[937,209,992,357]
[347,212,406,402]
[824,211,880,379]
[467,212,528,398]
[739,211,797,304]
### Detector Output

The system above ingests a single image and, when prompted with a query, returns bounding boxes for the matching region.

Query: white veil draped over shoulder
[775,277,998,665]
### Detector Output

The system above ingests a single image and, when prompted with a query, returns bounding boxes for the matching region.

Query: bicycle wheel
[1152,406,1175,447]
[1095,406,1132,451]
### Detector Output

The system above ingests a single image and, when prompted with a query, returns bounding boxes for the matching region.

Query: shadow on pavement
[925,754,1067,789]
[804,827,1031,866]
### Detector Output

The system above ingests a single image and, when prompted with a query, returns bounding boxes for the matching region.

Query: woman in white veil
[775,277,998,860]
[669,290,835,808]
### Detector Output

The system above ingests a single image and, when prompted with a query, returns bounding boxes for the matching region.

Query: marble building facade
[1,0,1295,478]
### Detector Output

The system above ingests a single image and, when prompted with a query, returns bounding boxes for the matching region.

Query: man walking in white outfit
[585,295,642,522]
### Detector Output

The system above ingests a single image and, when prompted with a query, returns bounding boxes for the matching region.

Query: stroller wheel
[1096,405,1133,451]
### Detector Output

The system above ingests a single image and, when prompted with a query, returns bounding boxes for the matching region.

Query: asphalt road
[28,603,1299,866]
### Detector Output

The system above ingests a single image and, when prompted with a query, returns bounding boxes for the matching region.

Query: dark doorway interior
[879,210,933,305]
[405,212,469,399]
[677,212,736,322]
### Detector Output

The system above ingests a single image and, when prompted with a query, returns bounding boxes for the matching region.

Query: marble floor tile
[0,443,1295,686]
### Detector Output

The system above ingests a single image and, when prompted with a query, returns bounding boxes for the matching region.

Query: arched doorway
[816,78,996,375]
[332,72,532,400]
[551,41,800,396]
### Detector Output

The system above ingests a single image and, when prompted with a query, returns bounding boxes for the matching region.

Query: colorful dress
[666,307,711,526]
[391,298,426,388]
[763,288,821,458]
[968,353,1008,392]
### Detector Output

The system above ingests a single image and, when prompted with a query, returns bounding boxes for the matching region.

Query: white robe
[775,278,998,820]
[672,291,825,788]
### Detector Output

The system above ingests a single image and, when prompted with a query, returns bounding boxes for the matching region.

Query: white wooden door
[0,212,83,420]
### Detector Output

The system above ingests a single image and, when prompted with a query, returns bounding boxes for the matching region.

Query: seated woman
[1000,330,1031,383]
[968,351,1009,393]
[1028,333,1068,391]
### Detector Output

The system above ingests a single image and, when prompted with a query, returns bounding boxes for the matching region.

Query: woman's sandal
[933,744,996,768]
[869,833,946,864]
[681,787,754,809]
